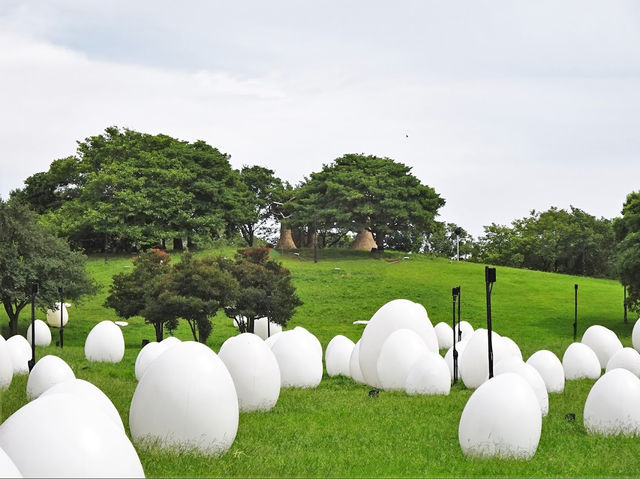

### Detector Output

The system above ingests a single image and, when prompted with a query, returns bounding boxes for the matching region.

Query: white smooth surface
[526,350,565,393]
[85,321,125,363]
[632,317,640,353]
[219,333,281,412]
[325,335,355,377]
[6,335,30,376]
[129,341,239,454]
[0,336,13,390]
[459,329,509,389]
[584,368,640,435]
[26,355,75,400]
[349,340,365,384]
[26,320,51,347]
[500,336,523,361]
[253,317,283,340]
[405,351,451,395]
[459,373,541,459]
[605,347,640,377]
[434,322,453,350]
[495,357,548,416]
[445,339,468,380]
[0,447,21,478]
[581,325,623,369]
[46,302,69,328]
[563,342,601,380]
[0,393,144,478]
[454,321,474,341]
[134,342,169,381]
[359,299,438,387]
[270,329,322,388]
[377,328,429,391]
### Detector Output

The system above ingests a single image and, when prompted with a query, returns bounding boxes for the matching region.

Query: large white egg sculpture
[434,322,453,350]
[161,336,181,347]
[26,355,75,400]
[494,357,548,416]
[377,329,429,391]
[526,350,565,393]
[253,317,283,340]
[264,332,283,349]
[26,319,51,347]
[134,341,167,380]
[454,321,474,341]
[562,342,601,380]
[129,341,238,454]
[459,329,509,389]
[605,347,640,377]
[405,351,451,395]
[46,302,70,328]
[0,337,13,390]
[349,340,365,384]
[219,333,281,412]
[459,373,541,459]
[632,317,640,353]
[325,335,355,377]
[0,447,21,478]
[6,335,31,375]
[359,299,438,387]
[42,378,124,431]
[584,368,640,435]
[0,393,144,477]
[270,330,322,388]
[445,339,469,380]
[500,336,523,361]
[293,327,323,360]
[84,320,125,363]
[581,325,623,369]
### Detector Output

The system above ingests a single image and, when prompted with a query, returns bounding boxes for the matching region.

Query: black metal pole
[266,289,272,338]
[452,287,458,384]
[624,285,628,324]
[313,216,318,263]
[104,216,108,263]
[28,282,38,371]
[485,267,496,379]
[574,284,578,341]
[457,285,462,341]
[58,286,64,349]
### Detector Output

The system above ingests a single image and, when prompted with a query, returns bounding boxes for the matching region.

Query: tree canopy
[615,191,640,311]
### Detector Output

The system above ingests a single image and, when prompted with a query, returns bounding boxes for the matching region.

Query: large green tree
[292,154,445,250]
[0,199,96,336]
[615,191,640,311]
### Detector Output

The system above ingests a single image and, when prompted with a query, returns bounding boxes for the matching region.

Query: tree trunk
[352,229,377,250]
[154,322,164,342]
[277,223,297,250]
[3,298,25,337]
[173,238,184,251]
[187,237,196,250]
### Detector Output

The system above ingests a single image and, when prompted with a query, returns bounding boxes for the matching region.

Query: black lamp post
[574,284,578,341]
[266,289,272,338]
[485,267,496,378]
[624,285,628,324]
[28,282,38,371]
[313,216,318,264]
[58,286,64,349]
[454,226,463,261]
[452,286,460,383]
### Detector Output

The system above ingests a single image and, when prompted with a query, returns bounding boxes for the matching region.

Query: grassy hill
[0,248,636,477]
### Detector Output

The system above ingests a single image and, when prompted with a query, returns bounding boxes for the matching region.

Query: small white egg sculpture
[46,302,70,328]
[377,329,429,391]
[325,335,355,377]
[0,336,13,390]
[25,320,51,347]
[405,351,451,395]
[526,350,565,393]
[161,336,181,347]
[129,341,238,454]
[434,322,453,350]
[359,299,438,387]
[134,341,170,380]
[0,447,21,478]
[454,320,474,341]
[632,317,640,353]
[494,357,548,416]
[6,335,32,375]
[218,333,281,412]
[445,339,469,380]
[84,320,125,363]
[26,355,75,400]
[0,393,144,477]
[42,378,124,431]
[606,347,640,377]
[562,342,601,380]
[253,317,283,340]
[349,340,365,384]
[500,336,523,361]
[459,373,541,459]
[459,329,509,389]
[270,330,322,388]
[584,368,640,435]
[581,325,623,369]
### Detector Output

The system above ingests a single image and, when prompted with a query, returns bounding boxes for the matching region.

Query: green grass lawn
[0,248,636,478]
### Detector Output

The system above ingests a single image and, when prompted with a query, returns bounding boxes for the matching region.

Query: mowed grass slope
[1,248,636,478]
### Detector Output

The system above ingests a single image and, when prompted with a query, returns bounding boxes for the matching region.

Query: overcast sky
[1,1,639,236]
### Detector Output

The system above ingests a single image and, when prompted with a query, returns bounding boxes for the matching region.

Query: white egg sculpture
[270,329,322,388]
[6,335,31,375]
[325,335,355,377]
[0,447,21,478]
[562,342,601,380]
[26,319,51,347]
[129,341,238,454]
[84,321,125,363]
[581,325,623,369]
[605,347,640,377]
[494,357,548,416]
[359,299,438,387]
[26,355,75,400]
[161,336,181,347]
[0,393,144,478]
[405,351,451,395]
[134,341,170,381]
[434,322,453,350]
[454,321,474,341]
[264,332,283,348]
[500,336,523,361]
[349,340,365,384]
[42,378,124,431]
[445,339,469,380]
[0,337,13,390]
[459,373,541,459]
[293,326,323,360]
[526,350,565,393]
[253,317,283,340]
[46,302,70,328]
[459,329,509,389]
[377,329,430,391]
[632,317,640,353]
[584,368,640,435]
[218,333,281,412]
